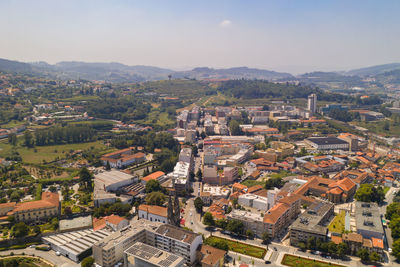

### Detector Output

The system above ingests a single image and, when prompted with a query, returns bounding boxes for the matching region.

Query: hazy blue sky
[1,0,399,73]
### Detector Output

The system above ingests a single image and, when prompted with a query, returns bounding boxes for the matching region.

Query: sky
[0,0,400,74]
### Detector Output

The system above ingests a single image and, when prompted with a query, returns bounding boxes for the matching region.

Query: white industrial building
[42,228,111,262]
[95,170,136,192]
[238,194,269,211]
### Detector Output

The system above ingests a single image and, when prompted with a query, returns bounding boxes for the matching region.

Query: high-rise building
[307,93,317,113]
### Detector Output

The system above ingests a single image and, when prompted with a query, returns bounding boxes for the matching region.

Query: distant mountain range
[1,58,400,89]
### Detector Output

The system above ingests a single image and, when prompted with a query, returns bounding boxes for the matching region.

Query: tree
[369,251,381,262]
[390,217,400,239]
[307,237,316,250]
[189,171,195,182]
[196,169,202,182]
[357,248,370,262]
[11,222,29,238]
[145,180,163,193]
[215,219,228,229]
[194,197,204,213]
[203,212,215,226]
[327,242,337,255]
[246,229,254,238]
[265,177,285,189]
[145,192,166,206]
[49,186,57,193]
[298,242,307,251]
[386,202,400,220]
[79,167,93,191]
[81,256,94,267]
[205,237,228,251]
[336,243,348,258]
[226,219,244,235]
[262,232,270,244]
[8,133,17,146]
[105,161,111,170]
[64,206,73,215]
[392,239,400,261]
[23,131,34,148]
[33,225,41,235]
[229,120,242,135]
[355,184,385,203]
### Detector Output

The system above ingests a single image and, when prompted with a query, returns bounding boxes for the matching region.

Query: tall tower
[167,194,174,225]
[174,192,181,227]
[308,94,317,114]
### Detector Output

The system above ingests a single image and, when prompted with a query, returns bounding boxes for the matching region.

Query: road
[381,186,397,264]
[0,247,80,267]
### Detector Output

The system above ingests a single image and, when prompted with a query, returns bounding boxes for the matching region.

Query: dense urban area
[0,68,400,267]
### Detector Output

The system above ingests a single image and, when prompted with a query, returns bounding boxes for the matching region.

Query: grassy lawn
[0,141,107,163]
[206,236,266,259]
[328,210,345,233]
[60,95,100,102]
[241,179,265,188]
[384,187,390,195]
[282,254,345,267]
[0,120,26,129]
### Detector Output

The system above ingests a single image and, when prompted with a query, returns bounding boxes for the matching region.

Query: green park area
[0,140,107,164]
[328,210,345,233]
[206,236,266,259]
[282,254,345,267]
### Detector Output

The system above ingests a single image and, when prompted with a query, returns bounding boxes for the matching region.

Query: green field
[282,254,345,267]
[241,179,265,188]
[328,210,345,233]
[60,95,100,102]
[384,186,390,195]
[0,120,26,129]
[206,236,266,259]
[0,141,107,163]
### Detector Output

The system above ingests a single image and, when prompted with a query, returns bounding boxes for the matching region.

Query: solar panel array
[158,254,179,267]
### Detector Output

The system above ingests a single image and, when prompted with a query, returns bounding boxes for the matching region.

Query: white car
[56,251,61,256]
[389,248,392,253]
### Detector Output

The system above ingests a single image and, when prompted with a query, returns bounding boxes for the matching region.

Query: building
[95,171,136,192]
[203,165,219,185]
[355,202,385,240]
[305,137,349,151]
[307,94,317,114]
[154,224,203,264]
[138,205,168,224]
[124,241,185,267]
[43,228,111,262]
[179,147,194,172]
[93,221,162,267]
[100,147,146,168]
[93,215,129,232]
[227,210,266,237]
[0,192,60,223]
[222,167,238,184]
[263,195,301,239]
[238,194,269,211]
[289,201,334,246]
[141,171,166,185]
[199,244,226,267]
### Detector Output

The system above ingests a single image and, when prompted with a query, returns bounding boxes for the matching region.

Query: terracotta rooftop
[263,203,289,224]
[371,237,384,249]
[12,192,59,213]
[343,233,363,243]
[138,204,168,217]
[331,235,342,245]
[142,171,165,182]
[200,244,226,266]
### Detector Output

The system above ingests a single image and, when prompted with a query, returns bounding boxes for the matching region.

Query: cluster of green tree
[85,96,151,123]
[202,213,244,235]
[265,176,285,189]
[204,237,229,251]
[355,95,382,105]
[228,120,243,135]
[145,192,167,206]
[93,201,132,218]
[297,236,349,259]
[217,80,353,102]
[329,109,360,122]
[110,131,178,153]
[0,256,38,267]
[194,197,204,213]
[33,125,95,146]
[354,184,385,203]
[386,191,400,261]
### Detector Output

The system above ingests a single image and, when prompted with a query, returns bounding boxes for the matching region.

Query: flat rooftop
[42,228,110,257]
[306,137,348,146]
[355,202,384,235]
[95,220,162,250]
[59,215,92,231]
[95,170,134,187]
[228,209,264,223]
[125,242,184,267]
[289,201,334,235]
